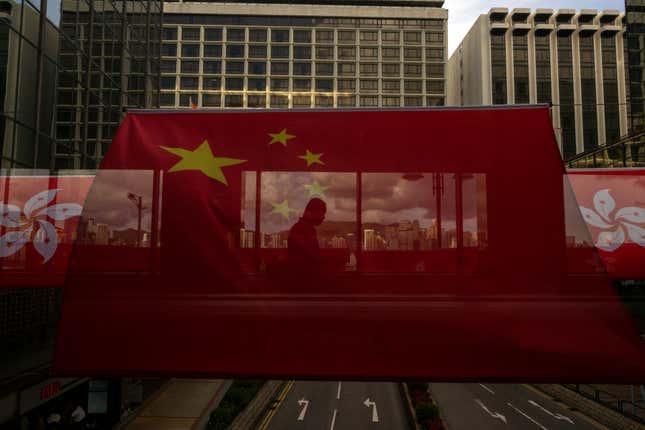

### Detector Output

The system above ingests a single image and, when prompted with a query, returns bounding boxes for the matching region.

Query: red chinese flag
[55,107,645,381]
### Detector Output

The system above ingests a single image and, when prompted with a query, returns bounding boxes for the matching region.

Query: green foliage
[415,401,439,423]
[207,380,264,430]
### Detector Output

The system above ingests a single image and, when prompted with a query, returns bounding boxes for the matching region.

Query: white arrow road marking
[528,400,574,424]
[363,398,379,423]
[337,382,342,400]
[297,398,309,421]
[330,409,338,430]
[474,399,507,424]
[479,384,496,395]
[508,402,548,430]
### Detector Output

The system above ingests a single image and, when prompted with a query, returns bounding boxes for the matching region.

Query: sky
[445,0,625,56]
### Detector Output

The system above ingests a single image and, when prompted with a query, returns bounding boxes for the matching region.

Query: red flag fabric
[567,169,645,280]
[55,107,645,381]
[1,175,93,288]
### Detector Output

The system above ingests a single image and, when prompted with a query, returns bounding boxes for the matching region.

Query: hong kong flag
[55,107,645,381]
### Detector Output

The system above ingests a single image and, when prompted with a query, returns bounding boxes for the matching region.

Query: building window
[404,96,422,106]
[271,62,289,75]
[225,77,244,90]
[204,28,223,41]
[270,95,288,107]
[383,80,400,93]
[294,29,312,43]
[204,45,222,58]
[338,63,356,76]
[271,45,290,59]
[338,79,356,91]
[294,46,312,59]
[203,94,221,107]
[404,47,421,61]
[161,76,176,90]
[315,96,333,107]
[249,28,267,42]
[382,96,400,106]
[316,63,334,76]
[404,31,422,44]
[316,46,334,60]
[160,93,176,106]
[382,63,400,77]
[247,94,266,107]
[360,79,378,93]
[294,79,311,90]
[426,48,444,61]
[558,34,576,158]
[249,45,268,58]
[360,95,378,107]
[360,63,378,76]
[293,95,311,107]
[226,45,245,58]
[182,27,200,41]
[382,47,400,60]
[203,77,221,90]
[535,34,551,104]
[203,61,222,74]
[227,28,245,42]
[425,32,443,44]
[404,64,422,77]
[491,33,507,105]
[181,60,199,73]
[579,34,598,151]
[360,31,378,43]
[426,64,443,78]
[225,94,243,107]
[162,44,177,57]
[338,47,356,60]
[316,79,333,91]
[294,62,312,76]
[316,30,334,43]
[181,44,200,57]
[248,78,266,91]
[338,95,356,106]
[428,97,444,106]
[163,27,178,40]
[179,93,198,107]
[358,48,376,60]
[382,31,400,44]
[271,78,289,91]
[602,35,620,144]
[426,80,444,94]
[272,29,289,43]
[404,80,422,94]
[226,61,245,74]
[161,60,177,73]
[512,35,529,104]
[338,30,356,43]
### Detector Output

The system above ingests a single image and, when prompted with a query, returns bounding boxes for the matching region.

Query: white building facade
[160,0,448,110]
[447,8,627,159]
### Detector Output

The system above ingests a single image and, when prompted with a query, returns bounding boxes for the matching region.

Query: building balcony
[510,8,530,23]
[532,8,553,24]
[488,7,508,23]
[577,9,598,24]
[599,9,620,24]
[555,9,575,24]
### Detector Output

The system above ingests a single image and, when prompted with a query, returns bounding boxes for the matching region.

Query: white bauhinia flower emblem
[580,189,645,252]
[0,189,82,262]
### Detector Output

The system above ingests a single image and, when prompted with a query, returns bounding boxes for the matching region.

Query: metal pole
[137,196,142,247]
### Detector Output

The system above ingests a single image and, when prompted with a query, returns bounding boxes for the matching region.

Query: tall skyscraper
[159,0,448,109]
[447,8,627,159]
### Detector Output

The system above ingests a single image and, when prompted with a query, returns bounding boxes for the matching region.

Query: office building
[447,8,627,159]
[627,0,645,132]
[160,0,448,109]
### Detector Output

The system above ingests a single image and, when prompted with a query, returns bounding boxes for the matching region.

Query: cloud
[445,0,625,55]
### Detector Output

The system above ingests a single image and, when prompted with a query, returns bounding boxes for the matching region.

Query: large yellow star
[298,149,324,167]
[160,140,246,185]
[270,200,296,220]
[304,181,330,198]
[268,129,296,146]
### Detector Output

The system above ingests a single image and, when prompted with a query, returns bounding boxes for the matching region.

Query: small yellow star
[160,140,246,185]
[304,181,331,198]
[298,149,324,167]
[268,128,296,146]
[270,200,296,220]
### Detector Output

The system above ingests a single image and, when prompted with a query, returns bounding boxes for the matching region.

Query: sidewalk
[123,379,231,430]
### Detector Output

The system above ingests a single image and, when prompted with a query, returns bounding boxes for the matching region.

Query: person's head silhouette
[302,198,326,226]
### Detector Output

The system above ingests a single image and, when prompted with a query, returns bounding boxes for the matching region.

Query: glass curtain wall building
[627,0,645,132]
[447,8,628,160]
[160,0,448,109]
[0,0,161,171]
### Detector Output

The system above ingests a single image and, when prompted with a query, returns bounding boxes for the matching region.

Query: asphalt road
[264,381,409,430]
[429,383,604,430]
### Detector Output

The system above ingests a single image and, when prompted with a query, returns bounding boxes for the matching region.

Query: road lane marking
[337,381,342,400]
[474,399,507,424]
[479,384,496,395]
[528,400,574,424]
[297,398,309,421]
[507,402,548,430]
[330,409,338,430]
[258,380,294,430]
[363,398,379,422]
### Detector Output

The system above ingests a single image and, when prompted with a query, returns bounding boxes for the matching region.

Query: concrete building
[160,0,448,109]
[447,8,627,159]
[626,0,645,132]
